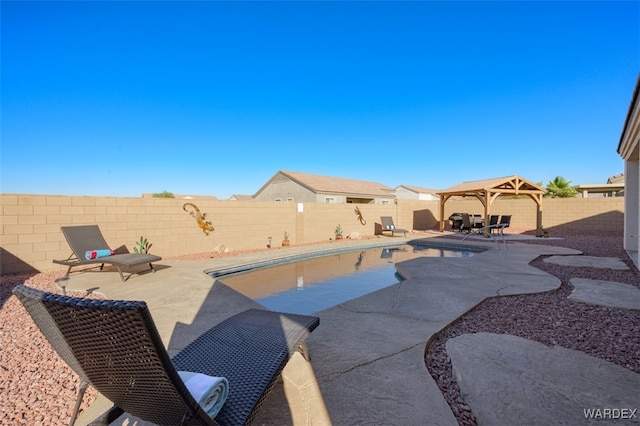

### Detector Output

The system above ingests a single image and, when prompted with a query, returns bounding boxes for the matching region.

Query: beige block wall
[0,194,624,275]
[441,197,624,231]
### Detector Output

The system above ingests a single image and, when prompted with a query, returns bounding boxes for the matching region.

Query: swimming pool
[216,242,483,315]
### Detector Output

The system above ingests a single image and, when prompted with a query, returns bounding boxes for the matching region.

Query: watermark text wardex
[583,408,637,420]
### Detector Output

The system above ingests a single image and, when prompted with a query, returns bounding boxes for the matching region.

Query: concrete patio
[64,234,639,425]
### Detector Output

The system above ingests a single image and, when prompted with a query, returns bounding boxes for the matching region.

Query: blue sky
[1,1,638,198]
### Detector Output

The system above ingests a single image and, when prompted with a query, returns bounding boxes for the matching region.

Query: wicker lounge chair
[12,285,320,426]
[53,225,162,282]
[380,216,408,237]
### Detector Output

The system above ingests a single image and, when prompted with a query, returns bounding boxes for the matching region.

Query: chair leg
[69,380,89,426]
[116,266,126,282]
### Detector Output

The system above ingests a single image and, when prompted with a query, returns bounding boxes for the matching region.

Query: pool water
[218,243,481,315]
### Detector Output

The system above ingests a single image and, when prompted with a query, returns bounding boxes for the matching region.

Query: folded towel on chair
[178,371,229,418]
[84,249,114,260]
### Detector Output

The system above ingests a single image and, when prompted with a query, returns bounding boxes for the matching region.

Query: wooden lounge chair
[380,216,408,237]
[12,285,320,426]
[53,225,162,282]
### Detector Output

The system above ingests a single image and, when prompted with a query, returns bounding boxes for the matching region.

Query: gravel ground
[1,229,638,425]
[425,229,640,425]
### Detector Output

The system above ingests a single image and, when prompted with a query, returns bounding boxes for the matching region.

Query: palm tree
[545,176,578,198]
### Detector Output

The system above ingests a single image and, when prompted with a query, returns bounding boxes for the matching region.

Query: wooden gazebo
[437,175,546,236]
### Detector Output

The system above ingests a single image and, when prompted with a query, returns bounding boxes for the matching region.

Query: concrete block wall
[442,197,624,231]
[0,194,625,275]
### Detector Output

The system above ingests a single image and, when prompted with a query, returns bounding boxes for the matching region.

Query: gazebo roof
[437,175,545,197]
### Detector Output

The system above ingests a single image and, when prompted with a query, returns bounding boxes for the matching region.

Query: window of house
[325,197,335,204]
[286,197,294,202]
[274,198,283,202]
[381,200,390,205]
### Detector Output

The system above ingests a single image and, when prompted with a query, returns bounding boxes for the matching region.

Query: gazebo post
[483,192,491,237]
[438,195,450,232]
[535,194,543,237]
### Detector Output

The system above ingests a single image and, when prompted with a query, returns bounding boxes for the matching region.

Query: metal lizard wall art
[354,206,367,225]
[183,203,215,235]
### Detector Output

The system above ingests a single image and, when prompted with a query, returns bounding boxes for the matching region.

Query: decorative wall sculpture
[183,203,215,236]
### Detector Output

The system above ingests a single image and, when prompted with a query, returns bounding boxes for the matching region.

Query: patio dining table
[449,214,485,231]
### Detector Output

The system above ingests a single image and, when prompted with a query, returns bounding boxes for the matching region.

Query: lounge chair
[380,216,408,237]
[53,225,162,282]
[12,284,320,426]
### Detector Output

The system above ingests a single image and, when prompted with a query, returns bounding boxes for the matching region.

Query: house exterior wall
[376,197,396,205]
[395,187,418,200]
[617,76,639,267]
[623,154,639,264]
[395,187,438,201]
[418,193,438,201]
[314,195,395,205]
[0,194,625,275]
[314,194,348,203]
[252,177,316,202]
[254,181,395,205]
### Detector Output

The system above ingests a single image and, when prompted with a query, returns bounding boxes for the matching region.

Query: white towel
[178,371,229,418]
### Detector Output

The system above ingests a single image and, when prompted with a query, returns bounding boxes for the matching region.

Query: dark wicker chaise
[53,225,162,282]
[13,285,320,426]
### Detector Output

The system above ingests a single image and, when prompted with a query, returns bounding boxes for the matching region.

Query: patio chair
[12,284,320,426]
[462,216,510,250]
[498,215,512,232]
[53,225,162,282]
[460,213,474,233]
[380,216,408,237]
[488,215,500,234]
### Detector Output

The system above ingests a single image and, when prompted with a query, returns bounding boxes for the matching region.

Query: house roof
[607,173,625,184]
[437,175,545,196]
[396,185,441,195]
[576,183,624,194]
[141,193,218,200]
[260,170,396,198]
[617,73,640,159]
[229,194,254,201]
